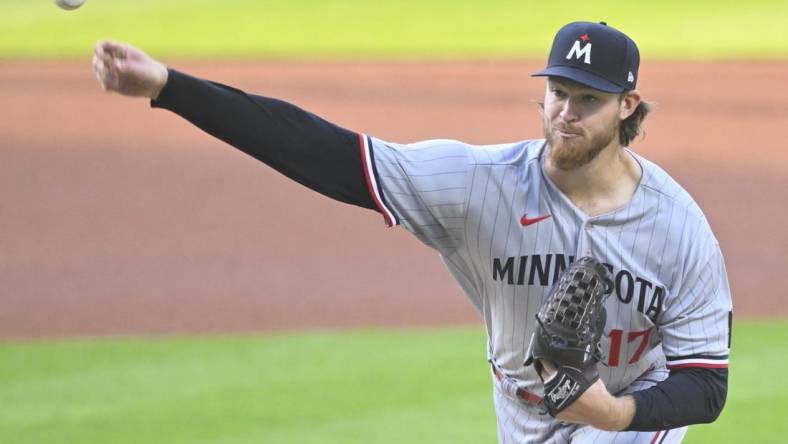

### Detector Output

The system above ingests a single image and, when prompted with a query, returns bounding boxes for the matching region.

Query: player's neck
[545,143,642,217]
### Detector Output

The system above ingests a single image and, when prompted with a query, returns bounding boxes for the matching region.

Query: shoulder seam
[639,181,706,222]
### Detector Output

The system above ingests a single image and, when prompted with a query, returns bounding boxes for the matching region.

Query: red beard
[544,118,619,171]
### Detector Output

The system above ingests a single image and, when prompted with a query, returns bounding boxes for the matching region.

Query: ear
[619,90,641,120]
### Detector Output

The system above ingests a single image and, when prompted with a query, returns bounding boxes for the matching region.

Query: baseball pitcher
[93,21,732,443]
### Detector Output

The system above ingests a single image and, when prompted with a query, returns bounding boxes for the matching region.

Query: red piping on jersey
[358,133,394,227]
[667,363,729,370]
[649,430,665,444]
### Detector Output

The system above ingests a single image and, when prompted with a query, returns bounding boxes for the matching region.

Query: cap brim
[532,66,627,93]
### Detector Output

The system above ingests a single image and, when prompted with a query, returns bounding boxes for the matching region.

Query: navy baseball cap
[532,21,639,93]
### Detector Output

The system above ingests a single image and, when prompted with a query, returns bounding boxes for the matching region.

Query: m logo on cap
[566,37,592,65]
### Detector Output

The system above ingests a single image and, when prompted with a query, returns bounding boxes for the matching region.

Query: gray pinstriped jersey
[360,135,732,396]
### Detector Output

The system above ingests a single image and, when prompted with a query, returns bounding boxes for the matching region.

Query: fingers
[93,40,136,92]
[92,45,120,92]
[537,359,558,381]
[95,40,128,60]
[91,54,105,90]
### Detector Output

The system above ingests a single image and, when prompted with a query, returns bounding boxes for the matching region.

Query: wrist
[598,394,636,431]
[150,64,169,100]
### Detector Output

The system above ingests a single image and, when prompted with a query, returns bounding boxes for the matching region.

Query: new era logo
[627,71,634,82]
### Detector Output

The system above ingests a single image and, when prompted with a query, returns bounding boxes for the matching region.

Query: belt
[492,365,544,405]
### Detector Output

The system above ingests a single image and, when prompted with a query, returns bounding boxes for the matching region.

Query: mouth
[554,128,582,139]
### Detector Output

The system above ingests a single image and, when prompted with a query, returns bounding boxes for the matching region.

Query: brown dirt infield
[1,60,786,339]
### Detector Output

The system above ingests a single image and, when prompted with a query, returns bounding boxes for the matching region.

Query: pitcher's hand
[93,40,168,100]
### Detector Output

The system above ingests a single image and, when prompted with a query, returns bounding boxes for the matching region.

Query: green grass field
[1,320,786,444]
[1,0,787,59]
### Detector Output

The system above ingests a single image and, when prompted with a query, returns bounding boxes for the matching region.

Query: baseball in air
[54,0,86,10]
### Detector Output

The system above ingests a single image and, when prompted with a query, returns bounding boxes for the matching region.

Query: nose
[559,99,580,123]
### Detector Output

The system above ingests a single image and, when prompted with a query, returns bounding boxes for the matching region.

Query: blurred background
[1,1,786,443]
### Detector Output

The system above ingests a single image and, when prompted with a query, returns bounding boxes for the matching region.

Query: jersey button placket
[577,221,593,257]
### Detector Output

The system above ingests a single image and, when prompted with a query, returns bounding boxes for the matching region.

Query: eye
[582,94,598,103]
[551,88,567,99]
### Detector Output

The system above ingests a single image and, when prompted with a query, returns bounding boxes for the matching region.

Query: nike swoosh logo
[520,213,551,226]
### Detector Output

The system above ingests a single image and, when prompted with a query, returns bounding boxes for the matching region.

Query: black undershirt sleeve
[626,367,728,431]
[151,68,376,210]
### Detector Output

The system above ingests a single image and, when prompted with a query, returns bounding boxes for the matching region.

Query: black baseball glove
[524,256,610,416]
